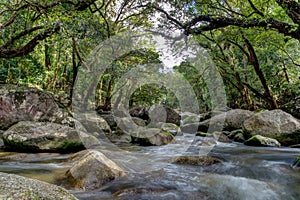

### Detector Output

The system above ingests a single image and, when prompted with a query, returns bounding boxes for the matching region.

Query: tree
[146,0,300,40]
[0,0,99,58]
[0,0,151,107]
[146,0,300,109]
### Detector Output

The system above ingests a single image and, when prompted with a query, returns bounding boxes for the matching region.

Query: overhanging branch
[0,25,60,58]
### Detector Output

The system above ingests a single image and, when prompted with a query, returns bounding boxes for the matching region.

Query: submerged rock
[113,187,169,198]
[173,155,222,166]
[0,172,77,200]
[243,109,300,146]
[3,121,85,153]
[199,173,287,200]
[0,84,68,130]
[65,150,125,190]
[244,135,281,147]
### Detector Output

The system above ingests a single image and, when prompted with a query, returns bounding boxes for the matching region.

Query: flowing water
[0,134,300,200]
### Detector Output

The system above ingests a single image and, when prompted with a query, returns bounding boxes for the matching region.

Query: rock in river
[244,135,281,147]
[191,109,254,133]
[65,150,125,190]
[131,128,175,146]
[3,121,85,153]
[0,84,68,130]
[173,155,222,166]
[243,109,300,146]
[0,172,77,200]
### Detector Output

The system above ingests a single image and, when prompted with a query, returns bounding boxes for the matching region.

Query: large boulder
[0,172,77,200]
[65,150,125,190]
[244,135,281,147]
[3,121,85,153]
[0,84,68,130]
[194,109,254,133]
[243,109,300,146]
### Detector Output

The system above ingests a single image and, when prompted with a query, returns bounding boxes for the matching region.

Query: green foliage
[1,0,300,112]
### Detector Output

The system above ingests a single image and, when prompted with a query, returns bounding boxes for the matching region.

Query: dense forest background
[0,0,299,113]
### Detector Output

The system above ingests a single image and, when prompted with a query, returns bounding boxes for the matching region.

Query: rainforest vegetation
[0,0,299,112]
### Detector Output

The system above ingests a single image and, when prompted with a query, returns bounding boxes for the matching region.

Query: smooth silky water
[0,134,299,200]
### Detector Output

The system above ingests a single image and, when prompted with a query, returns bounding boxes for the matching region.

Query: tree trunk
[69,38,81,106]
[45,42,51,71]
[103,77,115,111]
[243,37,278,109]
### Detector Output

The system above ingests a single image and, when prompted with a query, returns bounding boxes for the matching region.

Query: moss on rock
[244,135,281,147]
[196,132,212,137]
[173,155,222,166]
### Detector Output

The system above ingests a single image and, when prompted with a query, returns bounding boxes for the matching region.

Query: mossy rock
[243,109,300,146]
[196,132,212,137]
[131,128,175,146]
[173,155,222,166]
[228,129,245,142]
[244,135,281,147]
[229,129,244,136]
[3,121,86,153]
[182,115,200,125]
[149,122,182,136]
[292,156,300,168]
[272,130,300,146]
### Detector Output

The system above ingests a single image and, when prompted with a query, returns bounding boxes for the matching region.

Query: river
[0,134,299,200]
